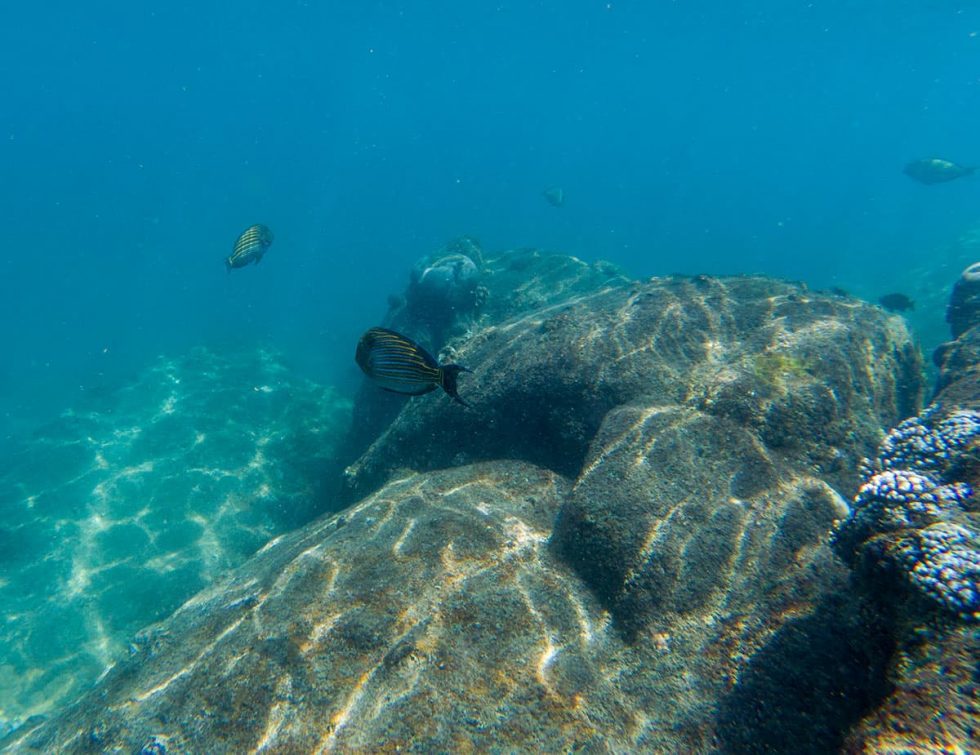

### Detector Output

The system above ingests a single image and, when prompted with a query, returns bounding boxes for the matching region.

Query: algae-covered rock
[341,245,629,467]
[2,252,936,752]
[332,263,927,751]
[552,401,850,638]
[6,461,880,754]
[842,622,977,753]
[342,268,923,643]
[7,463,633,753]
[344,274,922,509]
[934,319,980,402]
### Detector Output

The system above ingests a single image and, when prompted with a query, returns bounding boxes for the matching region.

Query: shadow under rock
[716,592,894,755]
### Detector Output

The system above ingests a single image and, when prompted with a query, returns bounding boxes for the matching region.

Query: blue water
[2,0,980,735]
[2,1,979,437]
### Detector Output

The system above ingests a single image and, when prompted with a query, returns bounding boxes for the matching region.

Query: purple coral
[834,407,980,622]
[897,523,979,618]
[871,408,980,475]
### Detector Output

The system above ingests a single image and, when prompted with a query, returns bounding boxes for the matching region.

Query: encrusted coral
[833,407,980,622]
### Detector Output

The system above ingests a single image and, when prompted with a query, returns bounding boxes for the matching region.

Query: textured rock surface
[553,401,851,637]
[8,462,884,754]
[7,464,618,753]
[379,242,628,353]
[343,274,923,505]
[3,254,937,752]
[934,319,980,399]
[842,623,978,754]
[384,236,489,351]
[0,348,351,731]
[344,270,923,643]
[945,261,980,341]
[835,300,980,753]
[340,246,629,469]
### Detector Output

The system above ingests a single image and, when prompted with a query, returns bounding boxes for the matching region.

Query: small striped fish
[355,327,470,406]
[226,224,274,271]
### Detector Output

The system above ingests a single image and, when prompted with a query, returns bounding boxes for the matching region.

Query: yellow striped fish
[355,327,470,407]
[226,224,274,271]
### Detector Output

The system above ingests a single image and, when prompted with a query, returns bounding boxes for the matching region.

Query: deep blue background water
[2,1,979,436]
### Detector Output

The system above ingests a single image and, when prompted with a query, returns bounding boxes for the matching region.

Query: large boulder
[6,461,888,754]
[553,401,850,637]
[3,255,934,752]
[340,245,628,468]
[344,274,922,505]
[8,463,629,753]
[342,267,924,641]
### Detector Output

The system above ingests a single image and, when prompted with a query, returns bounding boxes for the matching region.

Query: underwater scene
[1,2,978,753]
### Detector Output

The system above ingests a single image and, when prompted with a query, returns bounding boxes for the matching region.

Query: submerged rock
[8,463,627,753]
[554,401,852,638]
[6,461,878,754]
[0,348,351,730]
[946,261,980,340]
[336,261,925,750]
[390,236,488,350]
[341,245,629,469]
[344,274,922,546]
[832,269,980,753]
[842,622,977,753]
[4,252,934,751]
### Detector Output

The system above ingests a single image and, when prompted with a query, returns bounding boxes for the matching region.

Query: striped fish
[226,224,274,271]
[355,327,470,407]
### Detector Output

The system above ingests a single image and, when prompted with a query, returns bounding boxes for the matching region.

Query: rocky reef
[341,242,629,469]
[344,269,921,507]
[833,408,979,622]
[833,265,980,753]
[8,245,965,754]
[0,348,351,732]
[2,460,884,754]
[9,464,629,753]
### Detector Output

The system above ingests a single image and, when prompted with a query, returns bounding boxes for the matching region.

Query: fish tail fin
[440,364,471,407]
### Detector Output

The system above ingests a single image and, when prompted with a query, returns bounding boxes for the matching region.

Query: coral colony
[834,407,980,622]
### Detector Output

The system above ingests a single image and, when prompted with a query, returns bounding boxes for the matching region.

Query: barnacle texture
[834,408,980,621]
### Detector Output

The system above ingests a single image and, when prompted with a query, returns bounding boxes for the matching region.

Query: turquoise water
[1,0,978,738]
[2,2,979,434]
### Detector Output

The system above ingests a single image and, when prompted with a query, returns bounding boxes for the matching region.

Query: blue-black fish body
[878,292,915,312]
[542,186,565,207]
[355,327,470,406]
[227,224,274,270]
[903,159,975,185]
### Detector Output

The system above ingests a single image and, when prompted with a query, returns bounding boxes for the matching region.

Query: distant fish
[878,292,915,312]
[226,224,274,271]
[542,186,565,207]
[903,159,975,185]
[355,327,470,406]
